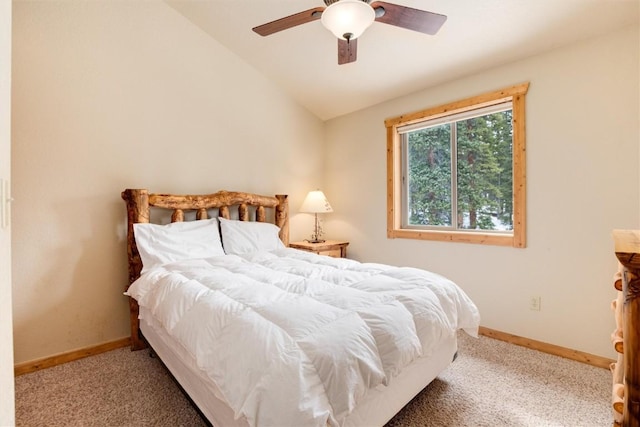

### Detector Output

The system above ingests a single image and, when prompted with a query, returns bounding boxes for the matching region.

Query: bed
[121,188,480,427]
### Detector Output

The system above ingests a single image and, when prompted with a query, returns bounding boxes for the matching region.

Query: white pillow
[134,218,225,273]
[219,217,285,255]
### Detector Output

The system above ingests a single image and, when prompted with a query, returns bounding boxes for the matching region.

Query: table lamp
[300,190,333,243]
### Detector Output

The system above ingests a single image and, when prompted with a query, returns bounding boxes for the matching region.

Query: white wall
[1,0,15,424]
[324,25,640,358]
[11,1,325,364]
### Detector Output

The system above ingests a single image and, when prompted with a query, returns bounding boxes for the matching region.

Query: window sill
[387,228,523,247]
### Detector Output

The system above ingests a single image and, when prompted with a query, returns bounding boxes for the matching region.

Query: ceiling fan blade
[253,7,325,36]
[338,38,358,65]
[370,1,446,35]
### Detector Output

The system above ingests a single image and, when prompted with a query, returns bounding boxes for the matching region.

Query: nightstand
[289,240,349,258]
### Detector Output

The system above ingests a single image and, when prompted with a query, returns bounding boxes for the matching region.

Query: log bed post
[276,194,289,246]
[613,229,640,427]
[121,189,149,351]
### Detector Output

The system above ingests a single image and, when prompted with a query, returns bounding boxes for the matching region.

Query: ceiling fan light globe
[321,0,375,40]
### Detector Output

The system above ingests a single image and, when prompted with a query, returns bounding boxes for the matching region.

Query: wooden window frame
[385,83,529,247]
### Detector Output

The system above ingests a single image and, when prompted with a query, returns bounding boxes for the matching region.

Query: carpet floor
[15,332,612,426]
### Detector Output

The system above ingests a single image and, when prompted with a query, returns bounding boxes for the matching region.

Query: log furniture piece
[121,188,289,351]
[612,229,640,427]
[289,239,349,258]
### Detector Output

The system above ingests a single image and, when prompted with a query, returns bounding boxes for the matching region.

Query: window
[386,83,529,247]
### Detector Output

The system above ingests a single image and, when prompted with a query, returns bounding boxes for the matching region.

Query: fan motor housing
[323,0,371,5]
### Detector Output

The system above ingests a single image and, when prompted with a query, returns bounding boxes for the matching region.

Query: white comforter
[126,248,480,427]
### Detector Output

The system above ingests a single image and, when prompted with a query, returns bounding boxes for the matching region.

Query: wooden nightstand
[289,240,349,258]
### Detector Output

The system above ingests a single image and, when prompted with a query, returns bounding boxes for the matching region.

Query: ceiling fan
[252,0,447,65]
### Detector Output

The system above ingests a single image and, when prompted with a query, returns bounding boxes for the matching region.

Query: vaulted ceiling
[166,0,639,120]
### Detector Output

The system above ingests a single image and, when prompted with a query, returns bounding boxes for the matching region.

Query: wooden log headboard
[121,188,289,350]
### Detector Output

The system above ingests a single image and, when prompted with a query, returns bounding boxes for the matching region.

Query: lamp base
[305,238,326,244]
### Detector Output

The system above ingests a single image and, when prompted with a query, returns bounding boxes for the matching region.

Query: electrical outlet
[529,296,541,311]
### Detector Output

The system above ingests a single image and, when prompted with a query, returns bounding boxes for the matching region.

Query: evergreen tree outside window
[386,83,529,247]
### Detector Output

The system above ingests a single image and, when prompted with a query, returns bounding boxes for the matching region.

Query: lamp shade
[300,190,334,213]
[321,0,375,40]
